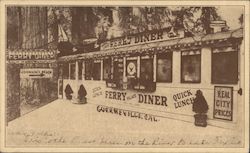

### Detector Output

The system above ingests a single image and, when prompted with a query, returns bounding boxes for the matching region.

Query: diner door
[113,58,124,89]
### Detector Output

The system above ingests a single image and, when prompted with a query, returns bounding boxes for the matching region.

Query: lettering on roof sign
[101,29,184,50]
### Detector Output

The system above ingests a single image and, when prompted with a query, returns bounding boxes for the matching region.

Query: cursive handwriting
[7,130,242,147]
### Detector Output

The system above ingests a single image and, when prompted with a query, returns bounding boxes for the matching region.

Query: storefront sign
[101,29,183,50]
[93,87,102,98]
[214,86,233,121]
[105,91,127,101]
[116,58,124,74]
[127,94,136,101]
[105,90,168,107]
[20,68,53,79]
[127,61,137,77]
[8,51,55,60]
[138,94,167,107]
[97,105,158,122]
[173,90,195,109]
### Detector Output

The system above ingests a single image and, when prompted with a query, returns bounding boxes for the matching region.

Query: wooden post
[100,59,103,80]
[82,61,85,80]
[123,56,126,79]
[137,56,140,78]
[153,54,157,82]
[76,61,79,81]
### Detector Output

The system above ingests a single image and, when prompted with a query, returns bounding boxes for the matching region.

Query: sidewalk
[6,99,243,147]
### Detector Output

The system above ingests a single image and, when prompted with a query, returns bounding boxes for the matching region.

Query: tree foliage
[47,6,223,44]
[7,6,223,49]
[238,13,243,27]
[110,6,221,37]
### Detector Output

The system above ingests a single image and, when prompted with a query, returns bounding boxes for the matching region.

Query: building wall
[59,45,243,129]
[6,63,21,122]
[19,64,58,115]
[6,6,58,120]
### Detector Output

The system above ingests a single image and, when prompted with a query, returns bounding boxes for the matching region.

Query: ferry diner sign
[100,28,184,50]
[7,50,55,61]
[214,86,233,121]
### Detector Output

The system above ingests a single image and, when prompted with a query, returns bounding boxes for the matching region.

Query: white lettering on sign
[100,29,184,50]
[20,69,53,79]
[8,51,55,60]
[214,86,233,121]
[127,62,136,76]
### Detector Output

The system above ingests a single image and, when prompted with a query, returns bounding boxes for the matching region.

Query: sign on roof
[101,28,184,51]
[7,50,56,60]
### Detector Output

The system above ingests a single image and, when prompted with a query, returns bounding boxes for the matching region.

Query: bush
[192,90,209,114]
[78,85,87,101]
[65,84,73,100]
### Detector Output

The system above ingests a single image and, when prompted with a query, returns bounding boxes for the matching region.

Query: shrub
[192,90,209,114]
[65,84,73,100]
[78,85,87,101]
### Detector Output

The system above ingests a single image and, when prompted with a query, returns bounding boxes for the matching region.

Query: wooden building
[58,26,244,128]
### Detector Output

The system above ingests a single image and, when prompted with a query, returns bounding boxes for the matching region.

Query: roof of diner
[58,28,243,62]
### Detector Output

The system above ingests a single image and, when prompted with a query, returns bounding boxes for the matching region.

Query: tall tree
[117,6,221,36]
[238,14,243,27]
[199,7,221,34]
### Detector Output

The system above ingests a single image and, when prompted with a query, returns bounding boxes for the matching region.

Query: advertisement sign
[20,68,53,79]
[126,61,137,77]
[101,28,184,50]
[8,50,55,60]
[214,86,233,121]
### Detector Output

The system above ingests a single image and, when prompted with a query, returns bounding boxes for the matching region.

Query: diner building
[57,24,244,128]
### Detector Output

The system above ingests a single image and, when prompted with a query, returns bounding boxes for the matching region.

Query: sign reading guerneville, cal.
[214,86,233,121]
[20,68,53,79]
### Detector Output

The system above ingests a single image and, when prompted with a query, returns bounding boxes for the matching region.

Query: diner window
[126,60,137,78]
[63,63,69,79]
[69,63,76,80]
[103,58,111,80]
[157,52,172,82]
[93,62,101,80]
[126,58,137,90]
[78,61,83,80]
[140,57,154,90]
[114,58,124,88]
[85,60,93,80]
[212,47,238,84]
[181,50,201,83]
